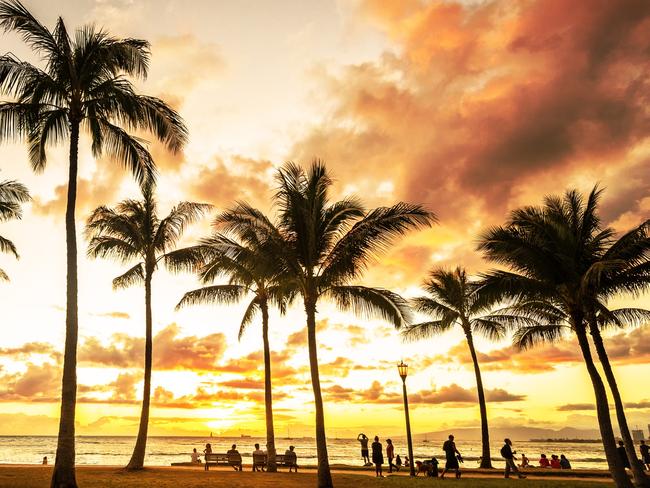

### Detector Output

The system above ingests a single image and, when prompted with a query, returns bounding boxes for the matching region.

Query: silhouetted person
[560,454,571,469]
[519,453,529,468]
[357,433,370,465]
[618,441,630,469]
[395,454,402,471]
[640,440,650,471]
[253,443,266,472]
[203,443,212,471]
[550,454,561,469]
[386,438,396,473]
[539,453,550,468]
[371,436,384,477]
[42,456,47,465]
[441,434,462,479]
[227,444,242,471]
[191,448,201,464]
[285,445,298,473]
[501,438,526,479]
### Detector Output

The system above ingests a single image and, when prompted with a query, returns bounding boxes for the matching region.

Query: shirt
[387,444,394,458]
[191,452,200,462]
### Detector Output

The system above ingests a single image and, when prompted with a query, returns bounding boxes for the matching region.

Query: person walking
[618,441,631,469]
[501,438,526,479]
[640,440,650,471]
[358,433,371,466]
[386,439,397,473]
[441,434,462,479]
[371,436,384,477]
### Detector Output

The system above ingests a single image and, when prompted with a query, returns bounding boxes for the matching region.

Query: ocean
[0,436,609,470]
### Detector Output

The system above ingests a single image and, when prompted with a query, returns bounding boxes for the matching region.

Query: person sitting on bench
[285,446,298,473]
[227,444,242,471]
[252,443,266,471]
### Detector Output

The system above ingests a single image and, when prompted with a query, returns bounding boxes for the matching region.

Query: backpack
[500,445,509,458]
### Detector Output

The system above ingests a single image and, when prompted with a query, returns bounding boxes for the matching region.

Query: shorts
[445,457,459,470]
[361,449,369,457]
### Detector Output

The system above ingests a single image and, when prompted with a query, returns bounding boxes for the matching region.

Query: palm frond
[175,284,248,310]
[0,234,18,258]
[513,324,567,350]
[470,318,507,341]
[0,1,60,57]
[326,285,413,328]
[0,179,30,221]
[112,262,144,289]
[86,235,140,263]
[154,201,211,252]
[401,320,455,342]
[238,296,261,340]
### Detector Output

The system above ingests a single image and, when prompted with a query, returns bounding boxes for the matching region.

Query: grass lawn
[0,466,614,488]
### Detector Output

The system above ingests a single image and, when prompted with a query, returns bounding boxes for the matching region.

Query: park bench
[204,452,242,471]
[252,453,298,471]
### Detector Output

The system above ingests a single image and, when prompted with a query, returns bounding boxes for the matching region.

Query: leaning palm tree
[0,2,187,485]
[217,161,435,488]
[0,178,30,280]
[477,187,639,488]
[85,181,209,470]
[176,217,294,473]
[402,266,530,469]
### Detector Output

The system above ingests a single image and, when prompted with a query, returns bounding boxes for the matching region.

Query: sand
[0,465,616,488]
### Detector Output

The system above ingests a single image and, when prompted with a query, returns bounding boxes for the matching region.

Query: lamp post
[398,360,416,477]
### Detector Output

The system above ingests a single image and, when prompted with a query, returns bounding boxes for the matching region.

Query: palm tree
[402,266,530,469]
[217,161,435,488]
[0,178,29,280]
[176,215,294,473]
[0,2,187,485]
[477,187,637,488]
[85,181,209,470]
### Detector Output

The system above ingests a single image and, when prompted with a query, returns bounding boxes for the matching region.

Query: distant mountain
[413,426,602,441]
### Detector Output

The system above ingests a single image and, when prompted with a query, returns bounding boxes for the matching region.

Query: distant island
[529,438,602,443]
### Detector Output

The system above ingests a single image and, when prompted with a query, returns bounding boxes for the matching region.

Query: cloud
[92,311,131,320]
[324,381,525,405]
[77,323,228,371]
[0,362,60,401]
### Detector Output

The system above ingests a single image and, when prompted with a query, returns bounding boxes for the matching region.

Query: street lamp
[398,360,416,477]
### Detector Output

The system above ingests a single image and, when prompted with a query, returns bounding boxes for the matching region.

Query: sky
[0,0,649,439]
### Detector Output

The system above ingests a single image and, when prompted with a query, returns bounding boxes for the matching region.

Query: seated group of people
[522,453,571,469]
[193,442,297,472]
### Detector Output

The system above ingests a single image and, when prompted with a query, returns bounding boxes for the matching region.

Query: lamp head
[397,360,408,380]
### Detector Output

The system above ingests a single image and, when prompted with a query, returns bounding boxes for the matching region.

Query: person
[560,454,571,469]
[501,438,526,479]
[358,433,371,466]
[618,441,630,469]
[42,456,47,465]
[284,445,298,473]
[227,444,242,471]
[371,436,384,477]
[395,454,402,470]
[441,434,462,479]
[203,443,212,471]
[539,453,550,468]
[386,438,397,473]
[191,448,201,464]
[640,440,650,470]
[427,457,440,477]
[519,453,529,468]
[404,456,410,467]
[253,443,266,472]
[550,454,561,469]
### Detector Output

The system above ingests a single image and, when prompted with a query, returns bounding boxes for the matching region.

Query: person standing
[386,439,396,473]
[501,438,526,479]
[358,433,371,466]
[618,441,631,469]
[203,443,212,471]
[441,434,462,479]
[371,436,384,477]
[640,440,650,471]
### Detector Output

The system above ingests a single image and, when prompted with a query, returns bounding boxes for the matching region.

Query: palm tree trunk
[261,299,277,473]
[126,268,153,470]
[575,325,632,488]
[465,329,493,469]
[589,323,650,488]
[305,295,333,488]
[51,120,80,488]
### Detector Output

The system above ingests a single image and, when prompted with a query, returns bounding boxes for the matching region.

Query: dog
[414,461,430,476]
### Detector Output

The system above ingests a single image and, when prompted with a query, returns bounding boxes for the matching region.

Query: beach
[0,465,616,488]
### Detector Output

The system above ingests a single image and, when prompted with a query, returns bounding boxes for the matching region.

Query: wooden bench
[204,452,242,471]
[252,453,298,471]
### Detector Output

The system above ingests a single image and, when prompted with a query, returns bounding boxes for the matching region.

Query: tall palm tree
[0,2,187,485]
[176,216,294,473]
[85,181,209,470]
[402,266,530,469]
[217,161,435,488]
[477,187,637,488]
[0,178,29,280]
